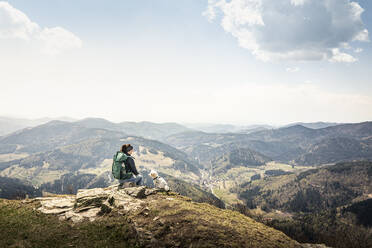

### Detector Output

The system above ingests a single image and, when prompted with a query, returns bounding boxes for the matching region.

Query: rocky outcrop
[36,184,158,222]
[31,185,331,248]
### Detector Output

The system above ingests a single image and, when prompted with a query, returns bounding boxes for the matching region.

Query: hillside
[161,174,225,208]
[164,122,372,166]
[76,118,191,140]
[183,123,272,134]
[0,121,202,195]
[0,120,124,154]
[294,137,372,165]
[283,122,342,129]
[0,138,201,190]
[211,147,272,175]
[238,161,372,212]
[0,116,76,137]
[0,177,41,199]
[0,185,322,248]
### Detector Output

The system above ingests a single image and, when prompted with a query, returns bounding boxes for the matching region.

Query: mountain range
[1,116,372,248]
[0,120,203,199]
[165,122,372,166]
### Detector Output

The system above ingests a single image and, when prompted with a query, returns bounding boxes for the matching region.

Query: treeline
[0,177,41,199]
[232,203,372,248]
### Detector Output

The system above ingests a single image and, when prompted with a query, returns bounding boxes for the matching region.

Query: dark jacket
[123,154,139,175]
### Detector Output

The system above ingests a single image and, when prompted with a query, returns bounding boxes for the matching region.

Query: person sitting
[113,144,142,186]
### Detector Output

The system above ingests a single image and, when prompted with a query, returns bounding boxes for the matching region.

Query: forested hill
[238,161,372,212]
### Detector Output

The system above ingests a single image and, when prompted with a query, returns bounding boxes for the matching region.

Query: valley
[0,117,372,248]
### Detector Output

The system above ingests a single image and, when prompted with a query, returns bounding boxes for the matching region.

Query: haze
[1,0,372,125]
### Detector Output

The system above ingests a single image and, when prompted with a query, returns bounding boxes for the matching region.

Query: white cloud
[290,0,308,6]
[329,48,357,63]
[286,67,300,72]
[354,48,363,53]
[0,1,82,54]
[39,27,82,55]
[204,0,369,63]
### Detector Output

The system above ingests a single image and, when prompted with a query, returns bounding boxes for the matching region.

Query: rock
[38,196,75,209]
[76,188,109,209]
[123,186,147,198]
[144,188,160,196]
[36,185,158,223]
[107,188,144,212]
[37,196,75,215]
[39,207,73,215]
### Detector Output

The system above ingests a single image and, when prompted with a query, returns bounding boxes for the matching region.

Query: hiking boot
[123,182,136,188]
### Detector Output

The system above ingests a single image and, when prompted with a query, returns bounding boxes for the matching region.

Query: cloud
[286,67,300,72]
[0,1,82,55]
[329,48,357,63]
[354,48,363,53]
[204,0,369,63]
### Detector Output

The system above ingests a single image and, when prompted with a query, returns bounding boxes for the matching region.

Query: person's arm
[127,157,139,175]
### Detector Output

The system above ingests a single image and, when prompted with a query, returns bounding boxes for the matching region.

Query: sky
[0,0,371,125]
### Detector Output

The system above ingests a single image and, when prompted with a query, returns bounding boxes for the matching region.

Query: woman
[119,144,142,186]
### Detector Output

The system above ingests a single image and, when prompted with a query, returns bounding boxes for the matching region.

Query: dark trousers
[118,175,143,186]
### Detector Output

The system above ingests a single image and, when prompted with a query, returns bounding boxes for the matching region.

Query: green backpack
[112,151,133,180]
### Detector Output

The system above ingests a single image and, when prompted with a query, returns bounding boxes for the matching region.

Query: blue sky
[0,0,371,124]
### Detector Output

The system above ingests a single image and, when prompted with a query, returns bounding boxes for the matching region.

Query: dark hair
[120,144,133,153]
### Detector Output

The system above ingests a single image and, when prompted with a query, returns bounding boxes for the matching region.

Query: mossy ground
[0,199,138,248]
[130,192,301,248]
[1,191,302,248]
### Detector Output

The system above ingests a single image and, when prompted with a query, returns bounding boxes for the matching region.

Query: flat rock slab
[37,185,158,223]
[38,197,75,209]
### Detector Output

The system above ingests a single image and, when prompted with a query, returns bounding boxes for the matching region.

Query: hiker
[112,144,143,186]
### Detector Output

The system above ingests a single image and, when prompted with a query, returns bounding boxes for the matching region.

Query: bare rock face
[37,185,159,222]
[37,196,75,215]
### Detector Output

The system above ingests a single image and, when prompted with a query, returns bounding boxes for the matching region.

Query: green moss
[130,194,300,248]
[0,199,138,248]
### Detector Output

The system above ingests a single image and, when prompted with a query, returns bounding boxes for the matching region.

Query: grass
[212,187,242,205]
[0,199,138,248]
[131,193,301,248]
[0,153,29,163]
[0,164,68,187]
[0,190,302,248]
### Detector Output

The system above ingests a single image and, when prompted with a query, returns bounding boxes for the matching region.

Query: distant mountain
[283,122,342,129]
[250,122,372,143]
[0,116,190,141]
[246,125,320,145]
[211,147,272,175]
[76,118,191,140]
[238,126,271,134]
[183,123,273,134]
[294,137,372,165]
[0,116,76,137]
[183,123,242,133]
[0,120,123,154]
[164,122,372,166]
[239,161,372,212]
[75,118,121,131]
[0,120,201,192]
